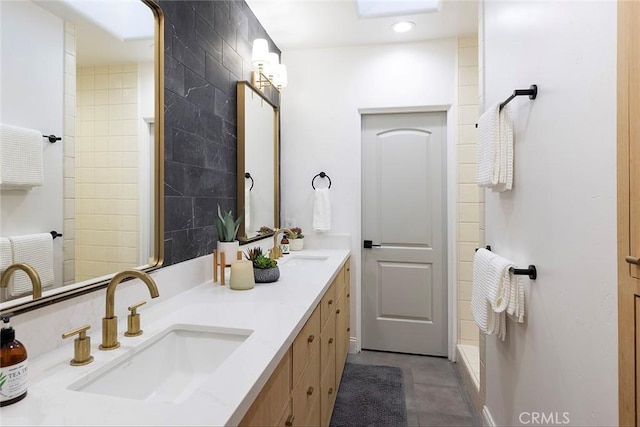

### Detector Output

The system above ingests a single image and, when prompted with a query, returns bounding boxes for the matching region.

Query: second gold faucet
[100,270,159,350]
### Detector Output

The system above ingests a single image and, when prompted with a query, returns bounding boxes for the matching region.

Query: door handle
[364,240,381,249]
[626,256,640,266]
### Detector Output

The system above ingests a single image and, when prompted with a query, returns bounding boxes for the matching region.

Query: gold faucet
[0,263,42,299]
[100,270,159,350]
[271,228,292,259]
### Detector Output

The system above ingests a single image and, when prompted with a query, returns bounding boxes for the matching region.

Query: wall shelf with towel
[475,245,538,280]
[475,84,538,127]
[312,171,332,189]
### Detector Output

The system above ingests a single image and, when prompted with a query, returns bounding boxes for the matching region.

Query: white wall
[0,1,64,285]
[482,1,617,425]
[280,39,457,350]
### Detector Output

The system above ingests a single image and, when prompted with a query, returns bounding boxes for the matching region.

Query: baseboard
[348,337,357,353]
[482,406,496,427]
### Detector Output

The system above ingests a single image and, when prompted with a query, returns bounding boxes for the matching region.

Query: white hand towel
[0,124,44,189]
[245,185,252,234]
[0,238,13,290]
[492,105,514,193]
[313,188,331,232]
[8,233,54,296]
[476,103,500,187]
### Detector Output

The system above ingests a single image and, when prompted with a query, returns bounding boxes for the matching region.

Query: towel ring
[312,172,332,190]
[245,172,254,191]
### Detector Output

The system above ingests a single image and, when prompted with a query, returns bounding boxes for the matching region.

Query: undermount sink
[68,324,252,404]
[281,255,329,268]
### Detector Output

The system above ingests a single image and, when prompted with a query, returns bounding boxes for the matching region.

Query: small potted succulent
[286,227,305,251]
[245,247,280,283]
[215,204,243,265]
[258,226,274,236]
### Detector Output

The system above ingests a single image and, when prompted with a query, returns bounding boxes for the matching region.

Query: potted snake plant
[215,204,242,266]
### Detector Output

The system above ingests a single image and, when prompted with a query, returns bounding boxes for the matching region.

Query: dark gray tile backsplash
[159,0,279,265]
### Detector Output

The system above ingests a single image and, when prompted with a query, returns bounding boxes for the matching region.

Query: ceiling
[245,0,479,52]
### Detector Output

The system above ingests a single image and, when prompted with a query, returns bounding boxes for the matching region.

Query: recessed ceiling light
[392,21,416,33]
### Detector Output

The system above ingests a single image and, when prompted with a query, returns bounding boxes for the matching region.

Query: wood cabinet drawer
[320,353,337,427]
[240,350,292,426]
[293,348,320,426]
[276,400,294,427]
[293,305,320,387]
[321,280,336,329]
[320,308,336,376]
[305,388,321,427]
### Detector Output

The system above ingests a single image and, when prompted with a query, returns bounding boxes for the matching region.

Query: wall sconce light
[251,38,288,92]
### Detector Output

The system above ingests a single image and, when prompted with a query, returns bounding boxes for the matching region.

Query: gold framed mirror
[236,81,280,242]
[0,0,164,315]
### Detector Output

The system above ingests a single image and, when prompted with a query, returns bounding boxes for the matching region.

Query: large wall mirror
[0,0,164,314]
[237,82,279,242]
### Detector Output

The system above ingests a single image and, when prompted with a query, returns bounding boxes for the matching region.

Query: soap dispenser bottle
[1,314,28,406]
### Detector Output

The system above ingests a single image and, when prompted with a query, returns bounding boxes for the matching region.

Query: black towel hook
[312,172,332,190]
[245,172,254,191]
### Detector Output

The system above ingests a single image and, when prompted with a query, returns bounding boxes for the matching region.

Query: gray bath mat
[330,363,407,427]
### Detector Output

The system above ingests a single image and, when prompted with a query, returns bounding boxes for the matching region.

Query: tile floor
[347,350,482,427]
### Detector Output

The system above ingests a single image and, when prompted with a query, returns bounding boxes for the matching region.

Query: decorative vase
[289,238,304,251]
[253,266,280,283]
[217,240,240,266]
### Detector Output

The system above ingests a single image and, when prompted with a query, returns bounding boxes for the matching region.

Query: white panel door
[361,112,447,356]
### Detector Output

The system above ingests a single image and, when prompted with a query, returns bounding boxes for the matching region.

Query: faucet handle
[124,301,147,337]
[61,324,94,366]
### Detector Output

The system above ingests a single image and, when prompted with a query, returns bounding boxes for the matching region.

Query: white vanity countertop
[1,249,350,426]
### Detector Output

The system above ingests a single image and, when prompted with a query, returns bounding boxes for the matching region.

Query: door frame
[357,104,457,359]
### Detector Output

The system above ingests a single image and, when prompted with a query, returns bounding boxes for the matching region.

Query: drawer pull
[626,256,640,265]
[285,415,295,426]
[329,337,334,344]
[347,327,350,332]
[347,293,350,298]
[328,299,334,305]
[307,386,314,396]
[336,309,341,314]
[328,387,334,395]
[307,334,315,343]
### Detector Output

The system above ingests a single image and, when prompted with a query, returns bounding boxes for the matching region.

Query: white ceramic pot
[217,240,240,266]
[289,238,304,251]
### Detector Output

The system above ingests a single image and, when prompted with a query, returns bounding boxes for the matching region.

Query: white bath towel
[492,105,514,193]
[8,233,54,296]
[0,124,44,189]
[471,248,494,334]
[476,103,500,187]
[312,188,331,232]
[472,248,525,340]
[245,182,252,234]
[0,238,13,290]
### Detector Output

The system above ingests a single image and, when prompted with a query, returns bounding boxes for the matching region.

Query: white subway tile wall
[75,65,140,281]
[457,37,480,347]
[63,22,76,285]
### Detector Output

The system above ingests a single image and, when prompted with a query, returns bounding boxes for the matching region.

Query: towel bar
[475,245,537,280]
[474,85,538,127]
[50,231,63,239]
[43,134,61,143]
[312,171,332,189]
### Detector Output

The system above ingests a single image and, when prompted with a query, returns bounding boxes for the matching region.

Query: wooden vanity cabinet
[240,257,351,427]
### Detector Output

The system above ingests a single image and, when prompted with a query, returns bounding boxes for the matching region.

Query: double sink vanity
[2,249,351,426]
